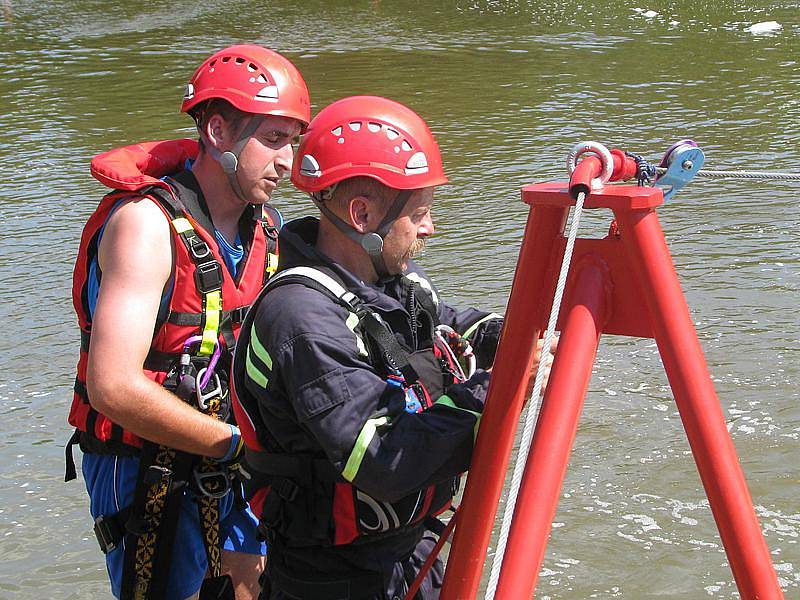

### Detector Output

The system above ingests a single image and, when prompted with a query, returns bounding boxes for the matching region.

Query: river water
[0,1,798,598]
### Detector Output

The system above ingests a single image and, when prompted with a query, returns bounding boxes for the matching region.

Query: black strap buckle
[195,261,223,293]
[229,306,248,324]
[272,477,299,502]
[94,514,123,554]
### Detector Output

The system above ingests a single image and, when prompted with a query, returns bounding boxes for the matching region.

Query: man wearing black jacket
[232,96,507,599]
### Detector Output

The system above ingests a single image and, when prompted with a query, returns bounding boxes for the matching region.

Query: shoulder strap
[266,266,360,309]
[266,267,419,382]
[147,186,224,357]
[259,204,280,284]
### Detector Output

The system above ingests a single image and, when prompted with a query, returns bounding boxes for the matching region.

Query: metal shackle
[567,141,614,190]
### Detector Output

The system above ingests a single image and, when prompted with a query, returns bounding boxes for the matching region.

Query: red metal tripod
[440,176,783,599]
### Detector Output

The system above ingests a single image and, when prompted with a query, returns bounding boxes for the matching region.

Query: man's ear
[348,196,371,233]
[202,113,227,151]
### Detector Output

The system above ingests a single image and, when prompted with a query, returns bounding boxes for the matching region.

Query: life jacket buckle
[195,261,223,293]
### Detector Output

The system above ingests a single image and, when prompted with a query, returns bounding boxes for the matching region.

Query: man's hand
[526,335,558,397]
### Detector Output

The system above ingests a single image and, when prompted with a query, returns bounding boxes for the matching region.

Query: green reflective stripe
[345,312,368,357]
[246,347,269,388]
[436,395,482,442]
[342,415,391,482]
[171,217,193,234]
[199,291,221,356]
[461,313,503,341]
[435,395,481,419]
[249,325,273,370]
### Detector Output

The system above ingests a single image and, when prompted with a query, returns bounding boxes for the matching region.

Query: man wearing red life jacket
[231,96,511,599]
[66,45,310,600]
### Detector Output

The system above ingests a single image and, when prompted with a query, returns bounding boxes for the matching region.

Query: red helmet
[292,95,448,192]
[181,44,310,130]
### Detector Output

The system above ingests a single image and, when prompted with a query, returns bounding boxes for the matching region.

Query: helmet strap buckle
[219,151,238,174]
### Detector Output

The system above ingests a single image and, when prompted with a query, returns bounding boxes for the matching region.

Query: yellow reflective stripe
[461,313,503,341]
[266,253,279,277]
[200,291,221,356]
[345,312,368,357]
[246,347,269,388]
[171,217,193,234]
[435,395,481,442]
[342,415,391,482]
[249,324,273,370]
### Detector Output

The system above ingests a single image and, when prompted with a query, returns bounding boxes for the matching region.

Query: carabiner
[195,368,223,412]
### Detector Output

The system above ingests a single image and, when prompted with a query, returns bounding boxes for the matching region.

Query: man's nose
[419,211,435,237]
[275,142,293,176]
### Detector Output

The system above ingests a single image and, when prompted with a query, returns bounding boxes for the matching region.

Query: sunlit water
[1,1,798,597]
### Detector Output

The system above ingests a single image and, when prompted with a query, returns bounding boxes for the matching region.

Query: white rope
[484,190,588,599]
[655,167,800,181]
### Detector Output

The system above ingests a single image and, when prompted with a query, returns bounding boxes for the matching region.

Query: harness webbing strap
[265,267,419,382]
[193,393,228,579]
[120,443,193,600]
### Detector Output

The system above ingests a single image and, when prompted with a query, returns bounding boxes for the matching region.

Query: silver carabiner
[195,368,222,412]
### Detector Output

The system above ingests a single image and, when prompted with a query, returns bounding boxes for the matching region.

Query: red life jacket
[68,138,279,453]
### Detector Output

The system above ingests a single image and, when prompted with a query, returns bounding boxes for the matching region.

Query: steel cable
[655,167,800,181]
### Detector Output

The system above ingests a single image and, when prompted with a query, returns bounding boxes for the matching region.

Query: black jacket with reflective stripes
[232,217,500,577]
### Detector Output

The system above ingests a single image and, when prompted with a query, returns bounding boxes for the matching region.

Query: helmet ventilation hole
[248,63,257,72]
[386,128,400,140]
[349,122,361,131]
[405,151,429,175]
[235,57,245,64]
[401,140,412,151]
[256,85,279,102]
[300,154,322,177]
[257,74,268,84]
[367,122,381,133]
[331,126,343,136]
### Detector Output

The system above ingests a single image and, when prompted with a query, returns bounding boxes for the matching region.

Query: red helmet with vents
[181,44,310,130]
[291,95,448,192]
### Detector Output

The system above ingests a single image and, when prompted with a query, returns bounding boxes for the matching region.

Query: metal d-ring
[567,141,614,190]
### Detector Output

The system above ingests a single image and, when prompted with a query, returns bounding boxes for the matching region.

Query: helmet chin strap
[313,189,413,280]
[203,115,264,204]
